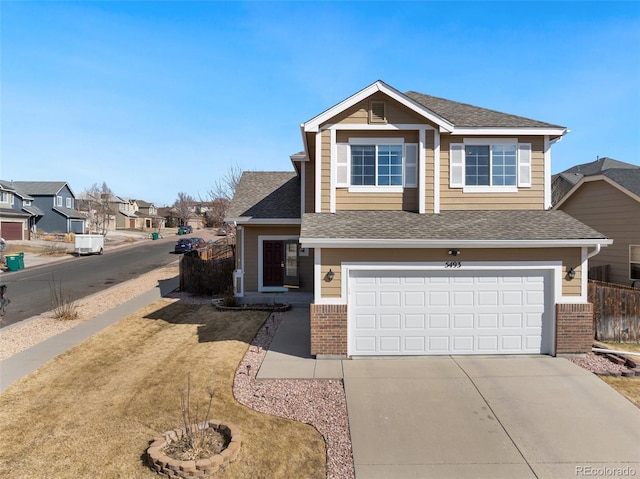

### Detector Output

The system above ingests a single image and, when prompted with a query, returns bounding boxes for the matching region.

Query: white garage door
[349,269,551,356]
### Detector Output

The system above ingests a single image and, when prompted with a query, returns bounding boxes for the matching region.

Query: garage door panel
[349,269,551,356]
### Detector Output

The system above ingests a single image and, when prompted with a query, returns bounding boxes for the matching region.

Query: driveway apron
[343,356,640,479]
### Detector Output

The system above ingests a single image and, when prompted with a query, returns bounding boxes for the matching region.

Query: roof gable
[302,80,567,135]
[11,181,74,197]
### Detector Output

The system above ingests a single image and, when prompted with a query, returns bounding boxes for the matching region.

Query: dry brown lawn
[0,301,326,479]
[599,342,640,408]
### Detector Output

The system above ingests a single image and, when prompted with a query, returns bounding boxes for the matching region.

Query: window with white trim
[450,139,531,191]
[630,245,640,280]
[66,197,72,208]
[56,196,62,207]
[0,191,11,204]
[336,138,418,190]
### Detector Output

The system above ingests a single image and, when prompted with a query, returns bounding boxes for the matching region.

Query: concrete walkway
[0,277,179,393]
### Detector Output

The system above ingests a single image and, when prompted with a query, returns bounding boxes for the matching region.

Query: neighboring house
[75,193,117,234]
[226,80,611,358]
[0,180,45,240]
[135,200,164,229]
[109,196,140,229]
[9,181,85,235]
[553,158,640,286]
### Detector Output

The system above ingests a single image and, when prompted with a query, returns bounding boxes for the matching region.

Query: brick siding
[556,303,594,354]
[310,304,348,356]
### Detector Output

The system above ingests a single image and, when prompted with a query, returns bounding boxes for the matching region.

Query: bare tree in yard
[201,164,242,227]
[174,192,196,226]
[79,182,113,235]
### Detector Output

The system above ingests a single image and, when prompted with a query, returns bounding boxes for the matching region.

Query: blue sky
[2,1,639,207]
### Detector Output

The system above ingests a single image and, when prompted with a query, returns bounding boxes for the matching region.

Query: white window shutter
[336,143,349,187]
[404,143,418,187]
[518,143,532,187]
[449,143,464,188]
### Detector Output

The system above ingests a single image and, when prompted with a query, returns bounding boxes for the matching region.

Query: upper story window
[0,191,12,204]
[337,138,418,192]
[24,199,31,206]
[630,246,640,281]
[66,197,72,208]
[450,139,531,192]
[56,196,62,207]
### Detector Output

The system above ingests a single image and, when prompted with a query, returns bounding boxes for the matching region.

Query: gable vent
[369,100,387,124]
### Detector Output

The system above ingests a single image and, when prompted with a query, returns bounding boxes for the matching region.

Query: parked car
[174,237,206,254]
[177,225,193,235]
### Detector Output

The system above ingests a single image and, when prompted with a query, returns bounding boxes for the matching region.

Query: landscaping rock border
[146,421,242,478]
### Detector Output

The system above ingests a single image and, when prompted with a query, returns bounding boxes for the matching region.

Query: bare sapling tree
[201,164,242,228]
[174,192,196,226]
[80,182,114,235]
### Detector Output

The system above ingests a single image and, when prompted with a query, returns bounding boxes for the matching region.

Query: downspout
[587,243,601,259]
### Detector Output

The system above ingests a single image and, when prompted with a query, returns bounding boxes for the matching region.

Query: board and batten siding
[439,136,546,210]
[320,247,583,299]
[559,180,639,285]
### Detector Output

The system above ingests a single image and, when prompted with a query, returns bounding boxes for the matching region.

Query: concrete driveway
[343,356,640,479]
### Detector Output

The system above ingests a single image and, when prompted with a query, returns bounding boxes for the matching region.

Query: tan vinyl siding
[239,225,313,292]
[559,180,640,285]
[335,189,418,211]
[425,130,435,213]
[320,129,331,212]
[304,160,315,213]
[320,247,582,298]
[440,135,545,210]
[324,92,435,127]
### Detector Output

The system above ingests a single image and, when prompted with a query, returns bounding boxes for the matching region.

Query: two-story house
[109,196,140,229]
[135,200,163,229]
[226,80,611,358]
[0,181,44,240]
[10,181,85,235]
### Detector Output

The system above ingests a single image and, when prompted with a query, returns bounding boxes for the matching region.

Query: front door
[263,241,283,287]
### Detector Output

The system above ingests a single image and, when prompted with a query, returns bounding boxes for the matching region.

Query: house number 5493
[445,261,462,268]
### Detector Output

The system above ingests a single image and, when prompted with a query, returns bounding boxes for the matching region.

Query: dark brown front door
[263,241,283,287]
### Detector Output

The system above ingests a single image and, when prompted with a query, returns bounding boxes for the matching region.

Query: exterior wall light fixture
[325,269,335,282]
[448,249,461,256]
[567,267,576,280]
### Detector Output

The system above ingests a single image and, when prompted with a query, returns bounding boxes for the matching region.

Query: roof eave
[554,174,640,209]
[225,217,301,226]
[299,238,612,249]
[451,127,568,137]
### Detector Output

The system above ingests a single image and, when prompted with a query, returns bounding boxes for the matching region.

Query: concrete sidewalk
[0,277,179,393]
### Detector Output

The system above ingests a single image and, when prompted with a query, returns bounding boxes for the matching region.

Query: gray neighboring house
[10,181,85,235]
[553,158,640,286]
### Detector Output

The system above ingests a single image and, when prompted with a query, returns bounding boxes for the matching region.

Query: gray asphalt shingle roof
[300,210,606,242]
[10,181,69,196]
[226,172,300,220]
[556,157,640,197]
[405,91,565,129]
[53,206,85,219]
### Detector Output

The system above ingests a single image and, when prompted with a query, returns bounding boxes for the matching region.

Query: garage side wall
[555,303,594,354]
[310,304,348,356]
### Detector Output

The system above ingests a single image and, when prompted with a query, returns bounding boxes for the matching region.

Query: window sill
[348,186,404,193]
[462,186,518,193]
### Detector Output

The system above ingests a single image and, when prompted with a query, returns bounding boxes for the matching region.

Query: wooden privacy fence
[588,280,640,343]
[179,240,235,295]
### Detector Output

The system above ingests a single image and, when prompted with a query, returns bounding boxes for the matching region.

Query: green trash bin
[151,232,159,241]
[18,252,24,269]
[5,254,19,272]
